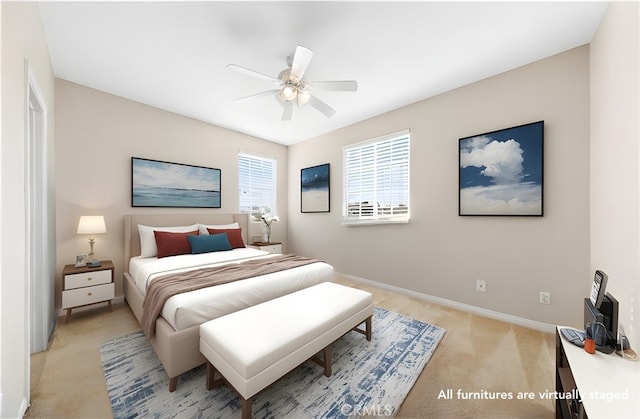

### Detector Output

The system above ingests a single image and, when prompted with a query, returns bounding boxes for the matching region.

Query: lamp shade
[77,216,106,235]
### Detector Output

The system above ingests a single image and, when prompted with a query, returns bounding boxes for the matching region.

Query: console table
[556,326,639,418]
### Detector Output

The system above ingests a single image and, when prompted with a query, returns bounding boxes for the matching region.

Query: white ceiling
[37,1,608,146]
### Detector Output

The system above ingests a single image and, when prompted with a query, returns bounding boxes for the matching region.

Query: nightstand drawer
[65,269,111,290]
[248,243,282,253]
[259,244,282,253]
[62,283,114,309]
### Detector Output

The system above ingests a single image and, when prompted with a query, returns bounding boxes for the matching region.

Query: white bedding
[129,248,334,331]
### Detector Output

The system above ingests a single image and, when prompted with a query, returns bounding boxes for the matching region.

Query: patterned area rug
[99,307,445,418]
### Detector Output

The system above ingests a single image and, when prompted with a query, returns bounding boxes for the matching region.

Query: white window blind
[343,130,410,225]
[238,153,277,217]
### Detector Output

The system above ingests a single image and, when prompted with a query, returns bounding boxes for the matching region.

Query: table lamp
[77,215,106,267]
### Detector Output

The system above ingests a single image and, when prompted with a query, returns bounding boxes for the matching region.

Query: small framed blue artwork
[301,163,330,213]
[131,157,221,208]
[459,121,543,216]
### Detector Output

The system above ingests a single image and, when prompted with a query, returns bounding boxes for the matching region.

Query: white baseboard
[337,272,556,333]
[57,295,125,318]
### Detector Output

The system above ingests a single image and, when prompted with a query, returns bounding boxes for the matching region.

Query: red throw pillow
[154,230,199,258]
[207,228,245,249]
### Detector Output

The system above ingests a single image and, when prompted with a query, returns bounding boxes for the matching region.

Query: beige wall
[55,80,288,306]
[590,2,640,346]
[288,46,591,327]
[1,2,56,417]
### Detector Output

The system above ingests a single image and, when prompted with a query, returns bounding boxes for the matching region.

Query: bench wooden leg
[204,361,252,417]
[310,345,333,377]
[241,396,253,419]
[206,361,226,391]
[169,376,178,393]
[206,362,215,390]
[323,346,332,377]
[351,315,373,341]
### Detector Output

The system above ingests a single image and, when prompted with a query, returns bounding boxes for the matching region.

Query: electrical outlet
[476,279,486,292]
[540,291,551,304]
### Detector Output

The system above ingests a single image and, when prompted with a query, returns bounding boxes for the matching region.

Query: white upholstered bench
[199,281,374,419]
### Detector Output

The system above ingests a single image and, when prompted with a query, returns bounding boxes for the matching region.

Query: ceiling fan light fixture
[297,91,310,106]
[279,84,297,102]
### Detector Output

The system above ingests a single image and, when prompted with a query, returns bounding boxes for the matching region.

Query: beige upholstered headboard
[123,213,249,266]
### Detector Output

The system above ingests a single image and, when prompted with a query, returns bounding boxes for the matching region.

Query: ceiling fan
[227,45,358,121]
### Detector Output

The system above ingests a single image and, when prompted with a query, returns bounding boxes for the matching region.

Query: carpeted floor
[26,277,556,418]
[99,307,445,418]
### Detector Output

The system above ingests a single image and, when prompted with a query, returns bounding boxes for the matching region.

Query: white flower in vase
[257,213,279,243]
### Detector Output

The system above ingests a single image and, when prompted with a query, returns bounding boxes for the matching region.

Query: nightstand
[248,242,282,254]
[62,260,115,322]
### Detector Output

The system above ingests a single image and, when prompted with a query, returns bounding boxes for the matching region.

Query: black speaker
[600,292,618,346]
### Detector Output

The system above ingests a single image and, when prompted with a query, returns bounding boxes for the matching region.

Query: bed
[122,213,335,391]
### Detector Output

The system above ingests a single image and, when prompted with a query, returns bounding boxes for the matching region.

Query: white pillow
[198,222,240,235]
[138,224,199,258]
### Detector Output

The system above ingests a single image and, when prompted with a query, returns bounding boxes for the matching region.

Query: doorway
[26,64,55,356]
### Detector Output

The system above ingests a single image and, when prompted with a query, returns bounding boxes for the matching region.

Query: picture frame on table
[131,157,221,208]
[75,254,87,268]
[301,163,330,213]
[459,121,544,216]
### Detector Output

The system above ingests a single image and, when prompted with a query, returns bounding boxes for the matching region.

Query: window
[238,153,277,217]
[343,130,410,225]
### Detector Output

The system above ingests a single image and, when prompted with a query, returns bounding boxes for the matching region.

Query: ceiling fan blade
[227,64,279,84]
[308,94,336,118]
[289,45,313,80]
[310,80,358,92]
[234,89,280,102]
[281,101,294,121]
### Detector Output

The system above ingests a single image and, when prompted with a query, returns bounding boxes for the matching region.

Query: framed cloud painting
[131,157,221,208]
[459,121,543,216]
[301,163,330,213]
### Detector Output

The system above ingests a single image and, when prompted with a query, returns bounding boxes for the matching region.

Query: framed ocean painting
[301,163,330,213]
[131,157,221,208]
[459,121,543,216]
